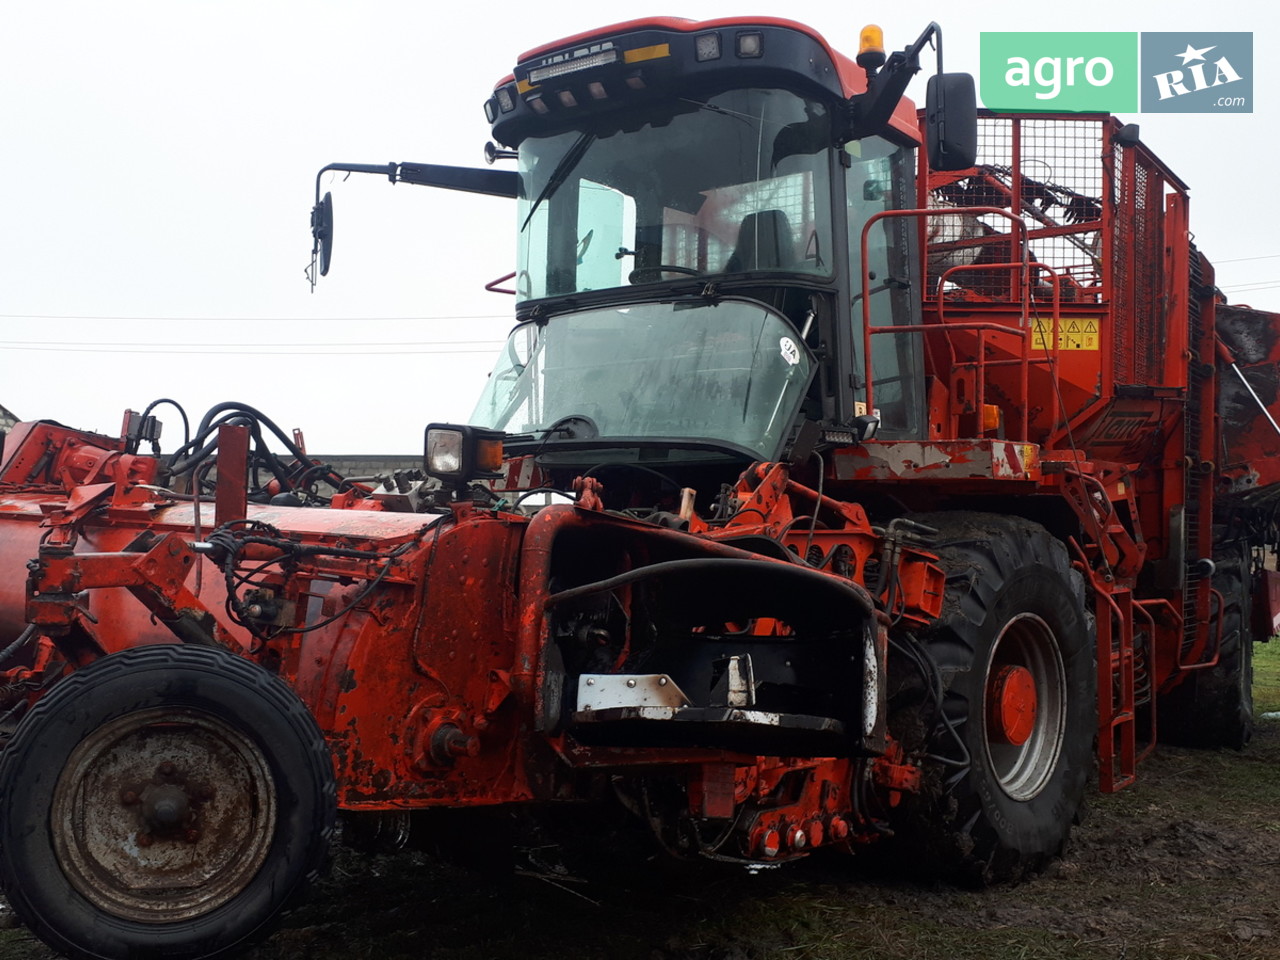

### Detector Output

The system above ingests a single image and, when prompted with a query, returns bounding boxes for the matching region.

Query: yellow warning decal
[1031,316,1100,351]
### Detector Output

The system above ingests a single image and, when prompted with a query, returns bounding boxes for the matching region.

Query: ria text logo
[1140,33,1251,113]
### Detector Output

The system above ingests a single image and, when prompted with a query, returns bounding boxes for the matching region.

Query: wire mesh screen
[665,171,816,273]
[1112,143,1133,378]
[925,116,1106,305]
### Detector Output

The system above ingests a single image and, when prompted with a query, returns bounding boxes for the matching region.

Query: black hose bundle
[204,518,425,641]
[149,400,348,504]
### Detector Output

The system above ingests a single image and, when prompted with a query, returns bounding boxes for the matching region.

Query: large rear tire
[1158,534,1255,749]
[885,513,1095,883]
[0,644,335,960]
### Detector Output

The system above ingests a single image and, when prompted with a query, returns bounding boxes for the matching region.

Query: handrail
[1130,600,1163,764]
[1178,586,1224,672]
[931,259,1070,440]
[485,271,517,295]
[857,201,1067,443]
[860,209,1029,440]
[867,321,1031,438]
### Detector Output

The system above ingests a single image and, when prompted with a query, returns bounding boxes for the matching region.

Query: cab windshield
[515,88,834,301]
[470,300,813,461]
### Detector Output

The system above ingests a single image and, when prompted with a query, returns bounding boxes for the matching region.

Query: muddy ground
[3,655,1278,960]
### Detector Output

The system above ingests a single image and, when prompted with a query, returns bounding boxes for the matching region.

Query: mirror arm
[394,163,518,198]
[313,162,398,205]
[845,22,944,137]
[308,161,518,290]
[313,161,517,204]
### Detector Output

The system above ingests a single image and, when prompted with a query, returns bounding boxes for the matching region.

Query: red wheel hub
[988,664,1037,746]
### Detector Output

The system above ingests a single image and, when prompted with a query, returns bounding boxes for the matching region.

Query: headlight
[424,424,505,486]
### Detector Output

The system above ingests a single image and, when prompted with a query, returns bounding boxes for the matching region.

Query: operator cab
[471,17,974,474]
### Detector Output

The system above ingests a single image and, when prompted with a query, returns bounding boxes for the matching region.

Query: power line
[1220,280,1280,292]
[0,339,504,349]
[0,312,515,322]
[1215,255,1280,264]
[0,343,504,357]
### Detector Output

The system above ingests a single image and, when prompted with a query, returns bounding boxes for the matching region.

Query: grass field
[1254,637,1280,714]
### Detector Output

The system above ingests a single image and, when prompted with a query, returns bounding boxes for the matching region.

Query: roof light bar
[528,48,619,85]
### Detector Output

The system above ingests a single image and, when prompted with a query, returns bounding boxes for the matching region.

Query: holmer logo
[981,33,1138,112]
[1140,33,1252,113]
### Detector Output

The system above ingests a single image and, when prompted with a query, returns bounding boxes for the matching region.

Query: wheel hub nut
[142,784,192,830]
[988,664,1038,746]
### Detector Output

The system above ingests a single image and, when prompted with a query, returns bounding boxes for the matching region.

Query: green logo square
[981,33,1138,112]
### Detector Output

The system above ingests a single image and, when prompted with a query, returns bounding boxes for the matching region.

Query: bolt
[120,790,140,806]
[828,817,850,841]
[626,678,637,688]
[157,762,176,778]
[446,733,480,758]
[137,833,153,847]
[586,678,596,686]
[758,829,781,858]
[790,827,808,850]
[429,723,480,765]
[658,677,668,686]
[806,820,824,848]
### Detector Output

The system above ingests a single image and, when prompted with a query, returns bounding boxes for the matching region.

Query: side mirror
[310,192,334,277]
[925,74,977,171]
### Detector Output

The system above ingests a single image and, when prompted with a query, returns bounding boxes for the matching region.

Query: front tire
[886,513,1095,882]
[0,644,335,960]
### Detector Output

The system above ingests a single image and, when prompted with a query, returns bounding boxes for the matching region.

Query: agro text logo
[980,33,1137,112]
[1140,33,1252,113]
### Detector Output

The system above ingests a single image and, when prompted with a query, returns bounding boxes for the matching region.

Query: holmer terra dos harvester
[2,17,1280,960]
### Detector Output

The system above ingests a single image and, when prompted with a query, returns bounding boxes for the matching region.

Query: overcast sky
[2,1,1276,453]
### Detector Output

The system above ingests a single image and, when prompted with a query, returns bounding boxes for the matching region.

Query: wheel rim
[51,707,277,923]
[982,613,1066,801]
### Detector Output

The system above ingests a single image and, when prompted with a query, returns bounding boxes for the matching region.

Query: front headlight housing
[424,424,505,486]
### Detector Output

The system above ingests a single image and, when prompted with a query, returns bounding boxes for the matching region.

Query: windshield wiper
[520,130,596,232]
[678,97,753,126]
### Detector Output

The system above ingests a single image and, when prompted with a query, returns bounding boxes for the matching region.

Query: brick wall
[312,455,422,479]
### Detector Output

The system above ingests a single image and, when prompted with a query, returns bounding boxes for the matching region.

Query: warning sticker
[1031,317,1100,352]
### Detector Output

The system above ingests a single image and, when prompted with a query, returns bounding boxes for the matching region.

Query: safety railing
[859,208,1064,443]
